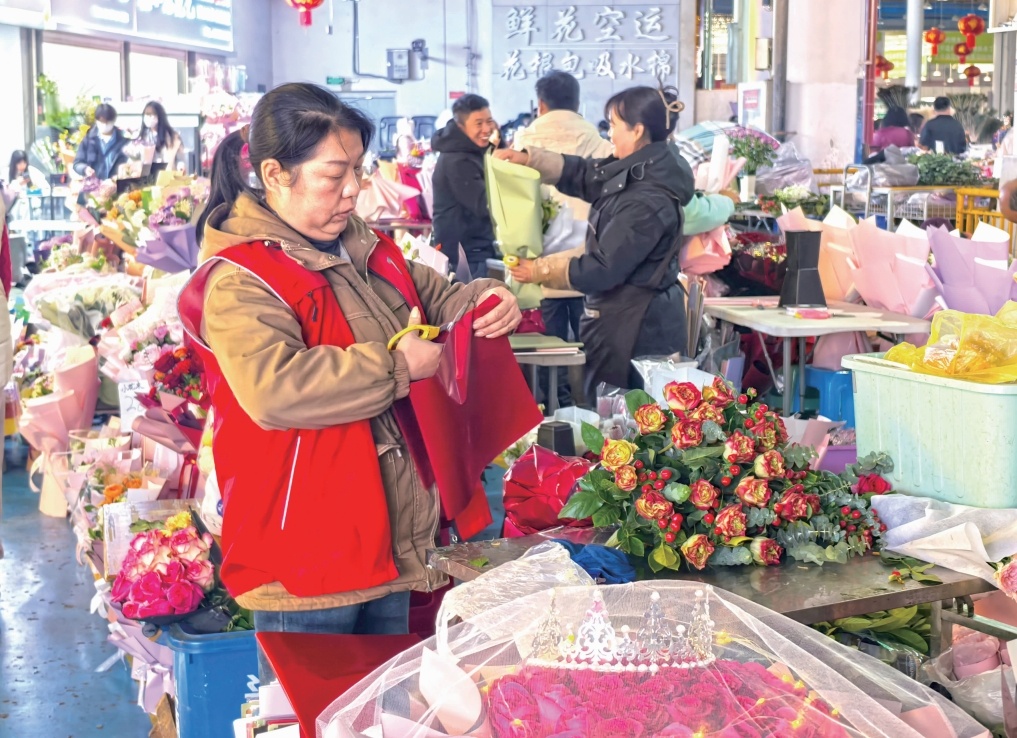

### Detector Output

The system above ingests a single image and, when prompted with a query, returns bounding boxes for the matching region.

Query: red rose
[734,476,772,508]
[663,381,702,413]
[635,491,674,521]
[777,490,821,522]
[633,403,668,434]
[702,376,735,408]
[681,533,716,570]
[854,473,892,495]
[671,419,704,449]
[723,431,756,463]
[688,479,720,510]
[750,537,784,566]
[614,465,639,493]
[153,352,176,373]
[714,504,748,538]
[753,450,786,480]
[690,402,725,425]
[754,421,778,452]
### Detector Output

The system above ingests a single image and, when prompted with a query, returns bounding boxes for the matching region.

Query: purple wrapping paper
[135,224,199,274]
[927,226,1017,315]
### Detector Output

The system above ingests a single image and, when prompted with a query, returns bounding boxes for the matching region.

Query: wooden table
[704,298,931,415]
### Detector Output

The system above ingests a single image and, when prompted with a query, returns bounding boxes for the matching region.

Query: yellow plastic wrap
[884,301,1017,383]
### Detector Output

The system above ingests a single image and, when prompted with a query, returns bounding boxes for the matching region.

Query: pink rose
[186,559,216,592]
[681,534,716,570]
[702,376,735,408]
[136,598,175,619]
[671,419,704,450]
[994,559,1017,600]
[750,537,784,566]
[163,560,185,583]
[663,381,702,413]
[734,476,772,508]
[110,573,132,603]
[753,450,786,480]
[723,431,756,464]
[689,479,720,510]
[633,403,668,435]
[132,571,165,603]
[714,504,748,539]
[166,581,204,615]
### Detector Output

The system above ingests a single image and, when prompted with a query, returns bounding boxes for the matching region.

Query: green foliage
[812,604,932,655]
[907,152,989,187]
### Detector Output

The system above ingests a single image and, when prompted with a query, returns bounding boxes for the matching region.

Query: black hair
[94,103,117,123]
[933,96,952,112]
[909,112,926,134]
[597,119,610,132]
[535,71,580,112]
[197,82,375,243]
[604,86,682,143]
[882,107,909,129]
[8,150,28,182]
[452,94,490,125]
[141,100,177,152]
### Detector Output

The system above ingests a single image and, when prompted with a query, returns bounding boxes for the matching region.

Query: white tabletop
[9,219,85,233]
[513,351,587,367]
[704,298,931,338]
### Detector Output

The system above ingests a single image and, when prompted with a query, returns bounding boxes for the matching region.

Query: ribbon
[657,87,686,130]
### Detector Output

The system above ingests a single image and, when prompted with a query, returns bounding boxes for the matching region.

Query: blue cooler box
[165,624,258,738]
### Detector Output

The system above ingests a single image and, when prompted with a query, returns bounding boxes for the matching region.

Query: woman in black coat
[496,86,694,395]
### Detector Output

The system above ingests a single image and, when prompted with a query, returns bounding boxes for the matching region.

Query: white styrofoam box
[554,406,600,453]
[842,354,1017,508]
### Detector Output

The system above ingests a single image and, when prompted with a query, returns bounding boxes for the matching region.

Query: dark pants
[540,296,584,409]
[253,591,410,681]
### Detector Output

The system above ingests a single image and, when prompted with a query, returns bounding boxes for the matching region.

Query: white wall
[785,0,863,168]
[0,25,26,169]
[229,0,274,92]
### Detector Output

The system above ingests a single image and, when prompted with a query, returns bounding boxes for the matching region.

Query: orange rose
[750,537,784,566]
[634,491,674,521]
[124,476,143,489]
[734,476,772,508]
[670,419,703,450]
[690,403,725,425]
[753,450,786,480]
[723,431,756,463]
[172,346,189,360]
[103,484,125,505]
[702,376,735,408]
[681,534,716,570]
[663,381,702,413]
[689,479,720,510]
[714,504,748,539]
[601,439,639,471]
[633,404,667,435]
[614,465,639,493]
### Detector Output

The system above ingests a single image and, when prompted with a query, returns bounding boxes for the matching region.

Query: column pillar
[905,0,924,101]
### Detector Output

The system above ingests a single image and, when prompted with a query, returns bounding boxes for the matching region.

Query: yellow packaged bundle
[884,301,1017,383]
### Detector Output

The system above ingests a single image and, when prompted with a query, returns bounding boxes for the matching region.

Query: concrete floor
[0,440,152,738]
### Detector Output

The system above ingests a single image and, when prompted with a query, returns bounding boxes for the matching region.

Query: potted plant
[727,127,778,201]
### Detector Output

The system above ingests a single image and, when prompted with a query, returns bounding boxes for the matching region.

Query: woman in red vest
[178,83,519,667]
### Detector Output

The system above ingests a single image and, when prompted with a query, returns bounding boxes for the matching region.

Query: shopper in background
[513,71,612,407]
[73,103,129,180]
[136,101,183,170]
[0,194,13,560]
[431,93,498,277]
[919,97,968,155]
[8,150,32,188]
[498,86,694,394]
[871,107,915,152]
[181,83,518,669]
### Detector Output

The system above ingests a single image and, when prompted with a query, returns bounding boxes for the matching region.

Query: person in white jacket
[513,71,613,408]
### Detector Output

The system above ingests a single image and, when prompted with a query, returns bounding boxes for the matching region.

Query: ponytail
[196,130,248,244]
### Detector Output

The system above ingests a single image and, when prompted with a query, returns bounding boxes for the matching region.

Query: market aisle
[0,441,152,738]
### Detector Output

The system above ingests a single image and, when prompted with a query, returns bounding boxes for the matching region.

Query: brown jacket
[199,193,497,611]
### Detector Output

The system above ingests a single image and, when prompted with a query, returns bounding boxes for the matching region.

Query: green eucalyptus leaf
[662,483,691,504]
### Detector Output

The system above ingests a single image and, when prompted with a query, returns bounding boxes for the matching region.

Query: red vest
[178,235,426,599]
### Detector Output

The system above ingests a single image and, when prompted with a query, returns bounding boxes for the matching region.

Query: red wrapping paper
[503,445,592,537]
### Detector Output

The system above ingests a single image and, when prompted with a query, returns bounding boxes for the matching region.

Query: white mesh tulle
[318,581,987,738]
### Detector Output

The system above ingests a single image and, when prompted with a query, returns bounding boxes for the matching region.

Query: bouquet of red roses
[149,345,207,407]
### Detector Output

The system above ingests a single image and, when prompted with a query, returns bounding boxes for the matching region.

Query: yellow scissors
[386,305,469,351]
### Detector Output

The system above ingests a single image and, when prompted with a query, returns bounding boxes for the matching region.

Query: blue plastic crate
[789,367,856,427]
[165,625,258,738]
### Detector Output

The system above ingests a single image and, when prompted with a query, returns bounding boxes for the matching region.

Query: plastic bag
[923,647,1009,730]
[502,446,592,536]
[755,143,818,196]
[885,301,1017,383]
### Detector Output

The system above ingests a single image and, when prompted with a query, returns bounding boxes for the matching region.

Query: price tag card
[118,380,151,432]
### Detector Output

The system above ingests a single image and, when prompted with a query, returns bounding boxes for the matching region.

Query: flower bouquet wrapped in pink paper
[318,582,989,738]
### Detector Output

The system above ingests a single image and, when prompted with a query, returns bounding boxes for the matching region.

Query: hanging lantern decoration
[284,0,325,27]
[924,27,947,56]
[958,13,986,50]
[875,55,895,81]
[964,65,982,88]
[954,42,971,64]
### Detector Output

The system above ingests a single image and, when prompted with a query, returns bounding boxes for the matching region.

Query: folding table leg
[548,368,559,415]
[798,336,807,413]
[782,337,793,416]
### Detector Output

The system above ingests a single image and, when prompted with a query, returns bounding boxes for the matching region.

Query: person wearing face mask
[495,86,694,395]
[176,83,521,664]
[72,104,129,181]
[137,101,183,170]
[430,94,499,278]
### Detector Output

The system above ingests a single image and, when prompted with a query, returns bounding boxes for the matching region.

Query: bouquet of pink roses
[110,511,215,622]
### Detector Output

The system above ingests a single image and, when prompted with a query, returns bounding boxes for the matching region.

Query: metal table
[829,183,957,230]
[703,298,931,416]
[428,526,996,653]
[368,218,433,238]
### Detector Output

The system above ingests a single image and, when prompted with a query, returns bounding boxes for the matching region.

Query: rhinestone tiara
[528,587,717,673]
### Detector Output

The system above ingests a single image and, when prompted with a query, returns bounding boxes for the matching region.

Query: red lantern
[924,27,946,56]
[875,55,895,81]
[964,65,982,88]
[954,42,971,64]
[958,13,986,50]
[284,0,325,27]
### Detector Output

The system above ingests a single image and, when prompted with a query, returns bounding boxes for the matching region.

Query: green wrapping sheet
[484,154,545,309]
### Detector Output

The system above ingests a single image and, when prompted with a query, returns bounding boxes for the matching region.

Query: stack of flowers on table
[758,184,830,218]
[317,582,988,738]
[101,174,209,272]
[96,298,184,383]
[41,235,112,274]
[559,378,892,572]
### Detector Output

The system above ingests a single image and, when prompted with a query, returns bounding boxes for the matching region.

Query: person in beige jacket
[513,71,613,407]
[186,84,520,669]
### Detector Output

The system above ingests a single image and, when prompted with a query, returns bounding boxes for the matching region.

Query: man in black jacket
[73,103,129,181]
[431,94,497,278]
[918,97,968,155]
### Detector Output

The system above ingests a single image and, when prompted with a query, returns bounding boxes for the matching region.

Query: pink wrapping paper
[356,175,421,221]
[680,226,732,276]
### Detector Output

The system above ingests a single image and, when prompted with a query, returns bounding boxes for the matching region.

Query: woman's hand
[395,307,443,380]
[474,287,522,338]
[508,259,536,284]
[493,149,530,166]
